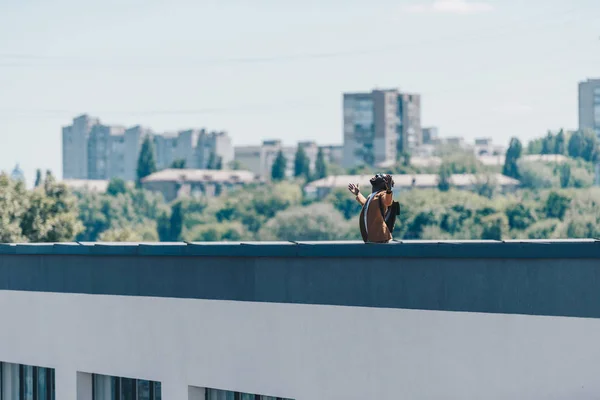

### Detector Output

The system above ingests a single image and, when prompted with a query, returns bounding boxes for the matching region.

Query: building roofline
[1,240,599,258]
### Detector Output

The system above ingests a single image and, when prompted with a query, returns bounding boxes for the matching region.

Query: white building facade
[62,116,233,182]
[1,241,600,400]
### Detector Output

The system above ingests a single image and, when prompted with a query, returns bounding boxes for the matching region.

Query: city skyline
[1,0,599,182]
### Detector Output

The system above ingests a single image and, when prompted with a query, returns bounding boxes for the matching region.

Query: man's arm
[348,183,366,206]
[382,175,394,206]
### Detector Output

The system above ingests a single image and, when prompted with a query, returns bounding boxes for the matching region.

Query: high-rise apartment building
[342,89,421,168]
[62,115,233,181]
[578,79,600,137]
[87,124,126,180]
[62,115,99,179]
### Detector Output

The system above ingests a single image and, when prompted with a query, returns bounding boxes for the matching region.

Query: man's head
[370,173,394,192]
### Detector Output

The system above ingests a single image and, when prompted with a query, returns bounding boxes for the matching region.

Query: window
[205,389,293,400]
[0,363,55,400]
[92,375,161,400]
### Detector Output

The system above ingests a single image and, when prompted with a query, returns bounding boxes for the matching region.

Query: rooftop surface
[1,239,600,258]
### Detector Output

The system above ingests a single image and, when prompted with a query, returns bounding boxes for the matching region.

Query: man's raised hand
[348,183,360,196]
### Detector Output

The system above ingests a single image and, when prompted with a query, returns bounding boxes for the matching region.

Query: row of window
[92,374,161,400]
[0,363,293,400]
[0,363,55,400]
[205,389,292,400]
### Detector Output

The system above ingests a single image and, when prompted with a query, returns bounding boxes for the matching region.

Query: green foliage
[185,221,251,242]
[271,150,287,181]
[518,161,558,189]
[326,188,361,219]
[0,174,28,242]
[171,159,186,169]
[559,163,571,188]
[481,213,508,240]
[505,203,537,231]
[503,137,522,179]
[207,153,223,170]
[314,148,328,180]
[544,191,571,220]
[258,203,353,241]
[107,178,128,196]
[294,146,310,179]
[568,130,598,162]
[437,164,452,191]
[136,135,157,187]
[34,169,42,188]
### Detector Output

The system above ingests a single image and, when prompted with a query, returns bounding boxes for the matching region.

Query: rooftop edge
[0,240,598,258]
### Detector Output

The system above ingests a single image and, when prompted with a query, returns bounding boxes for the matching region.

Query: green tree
[527,138,543,154]
[171,159,186,169]
[258,203,353,241]
[207,153,223,170]
[437,165,452,191]
[98,227,143,242]
[541,131,555,154]
[157,211,171,242]
[505,203,536,231]
[481,213,508,240]
[20,176,83,242]
[503,137,522,179]
[568,130,584,159]
[169,201,184,241]
[554,129,566,154]
[185,221,251,242]
[0,173,27,242]
[559,163,571,188]
[271,150,287,181]
[314,148,328,180]
[294,146,310,179]
[568,130,598,161]
[34,169,43,187]
[544,191,571,220]
[106,178,128,196]
[136,135,157,187]
[326,188,361,219]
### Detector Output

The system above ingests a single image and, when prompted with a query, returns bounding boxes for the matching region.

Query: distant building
[578,78,600,137]
[87,124,126,180]
[62,115,233,182]
[319,144,343,166]
[343,89,421,168]
[62,114,99,179]
[141,169,258,202]
[305,173,520,199]
[10,164,25,183]
[422,127,439,145]
[234,141,341,180]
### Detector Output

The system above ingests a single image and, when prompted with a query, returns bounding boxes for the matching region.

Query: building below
[141,168,258,201]
[305,173,520,199]
[343,88,422,169]
[234,140,342,180]
[578,78,600,137]
[1,241,600,399]
[62,115,233,182]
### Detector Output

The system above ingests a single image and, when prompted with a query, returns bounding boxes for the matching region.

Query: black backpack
[378,197,400,233]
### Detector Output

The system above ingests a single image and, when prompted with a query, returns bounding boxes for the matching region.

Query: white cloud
[406,0,494,15]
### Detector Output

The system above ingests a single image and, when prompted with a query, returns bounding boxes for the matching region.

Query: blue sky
[0,0,598,181]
